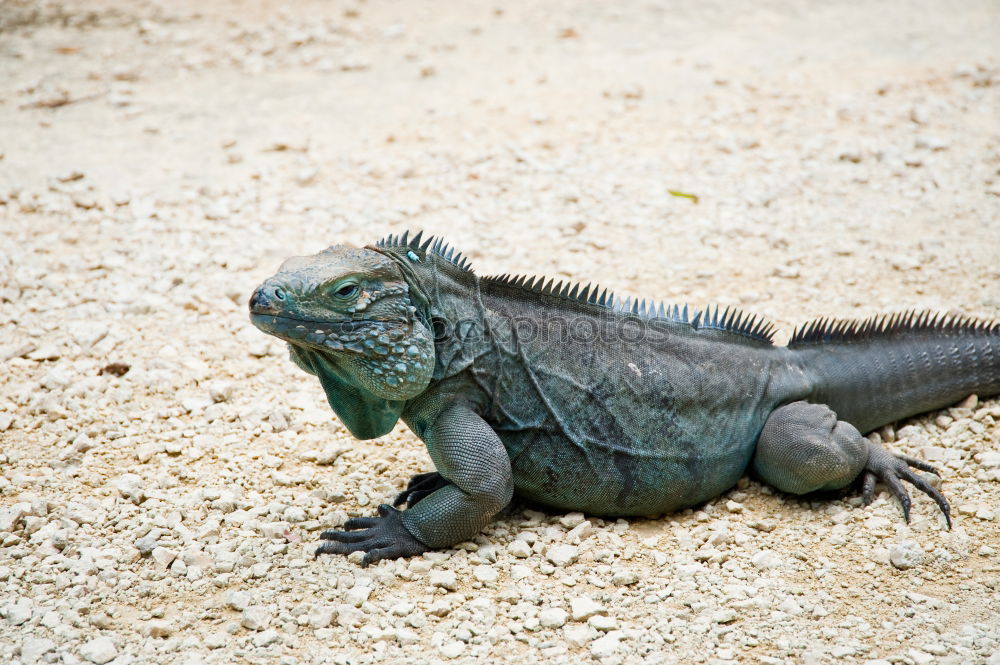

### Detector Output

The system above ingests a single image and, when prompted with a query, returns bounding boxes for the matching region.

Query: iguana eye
[334,283,359,299]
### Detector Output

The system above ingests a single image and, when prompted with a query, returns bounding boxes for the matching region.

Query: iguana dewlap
[249,232,999,565]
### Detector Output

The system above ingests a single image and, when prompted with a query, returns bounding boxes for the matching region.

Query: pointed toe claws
[392,471,450,509]
[865,448,952,529]
[315,504,428,565]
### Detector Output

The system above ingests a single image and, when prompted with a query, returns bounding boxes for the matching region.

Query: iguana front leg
[317,403,513,565]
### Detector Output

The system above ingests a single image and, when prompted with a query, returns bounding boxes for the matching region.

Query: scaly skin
[249,232,1000,565]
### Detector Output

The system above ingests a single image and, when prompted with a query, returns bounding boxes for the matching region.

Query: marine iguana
[248,231,999,565]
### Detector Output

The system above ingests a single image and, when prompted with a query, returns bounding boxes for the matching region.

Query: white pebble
[889,540,925,570]
[570,596,605,621]
[539,607,568,628]
[546,544,578,567]
[429,569,457,590]
[241,606,271,631]
[79,637,118,664]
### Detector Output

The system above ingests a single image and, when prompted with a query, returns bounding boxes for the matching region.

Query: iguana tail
[789,311,1000,433]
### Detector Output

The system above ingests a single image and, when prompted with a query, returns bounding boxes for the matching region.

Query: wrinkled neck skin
[370,246,488,385]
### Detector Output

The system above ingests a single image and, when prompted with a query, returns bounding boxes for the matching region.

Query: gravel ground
[1,1,999,664]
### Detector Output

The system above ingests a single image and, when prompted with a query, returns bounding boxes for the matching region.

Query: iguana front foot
[316,504,428,565]
[393,471,450,508]
[861,444,951,528]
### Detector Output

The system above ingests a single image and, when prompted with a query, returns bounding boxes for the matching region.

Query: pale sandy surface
[1,1,999,664]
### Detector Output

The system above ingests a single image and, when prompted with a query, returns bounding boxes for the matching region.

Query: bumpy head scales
[249,245,435,401]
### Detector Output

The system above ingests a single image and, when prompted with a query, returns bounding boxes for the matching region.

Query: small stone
[508,540,532,558]
[588,614,618,631]
[750,519,776,532]
[725,500,744,513]
[395,628,419,645]
[889,540,924,570]
[241,606,271,631]
[910,104,930,124]
[838,148,863,163]
[345,585,372,607]
[539,607,568,628]
[564,623,596,647]
[510,564,532,581]
[439,641,465,658]
[0,504,28,533]
[957,394,978,409]
[295,167,317,186]
[713,609,738,624]
[958,503,978,516]
[473,565,498,583]
[151,547,177,570]
[20,637,55,661]
[611,568,639,586]
[205,632,227,649]
[260,521,292,539]
[112,473,146,504]
[975,451,1000,468]
[566,520,593,543]
[546,544,579,567]
[751,549,784,570]
[559,512,586,528]
[143,620,173,638]
[915,135,949,151]
[226,590,252,611]
[570,596,605,621]
[590,631,622,657]
[429,569,457,590]
[6,598,33,626]
[208,380,234,402]
[253,629,280,647]
[79,637,118,664]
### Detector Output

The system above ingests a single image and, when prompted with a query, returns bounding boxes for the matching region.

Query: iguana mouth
[250,313,421,359]
[250,313,376,332]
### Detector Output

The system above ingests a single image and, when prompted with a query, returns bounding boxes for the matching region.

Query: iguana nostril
[249,286,278,313]
[273,287,285,301]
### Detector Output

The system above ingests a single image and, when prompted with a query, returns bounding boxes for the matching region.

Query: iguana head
[249,245,435,411]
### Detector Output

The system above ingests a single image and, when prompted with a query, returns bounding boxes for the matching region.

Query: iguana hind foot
[754,401,951,526]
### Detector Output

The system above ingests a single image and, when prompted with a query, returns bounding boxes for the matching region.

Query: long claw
[315,539,367,557]
[900,469,952,529]
[393,472,450,509]
[862,471,877,505]
[864,444,951,527]
[899,456,940,475]
[405,489,433,508]
[882,473,912,522]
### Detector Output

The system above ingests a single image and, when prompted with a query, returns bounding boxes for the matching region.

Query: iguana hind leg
[753,401,951,526]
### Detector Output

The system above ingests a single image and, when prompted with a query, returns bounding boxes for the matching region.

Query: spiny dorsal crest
[484,272,777,344]
[789,310,1000,347]
[376,230,473,272]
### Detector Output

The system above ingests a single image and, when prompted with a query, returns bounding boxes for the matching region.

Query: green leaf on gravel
[668,189,700,204]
